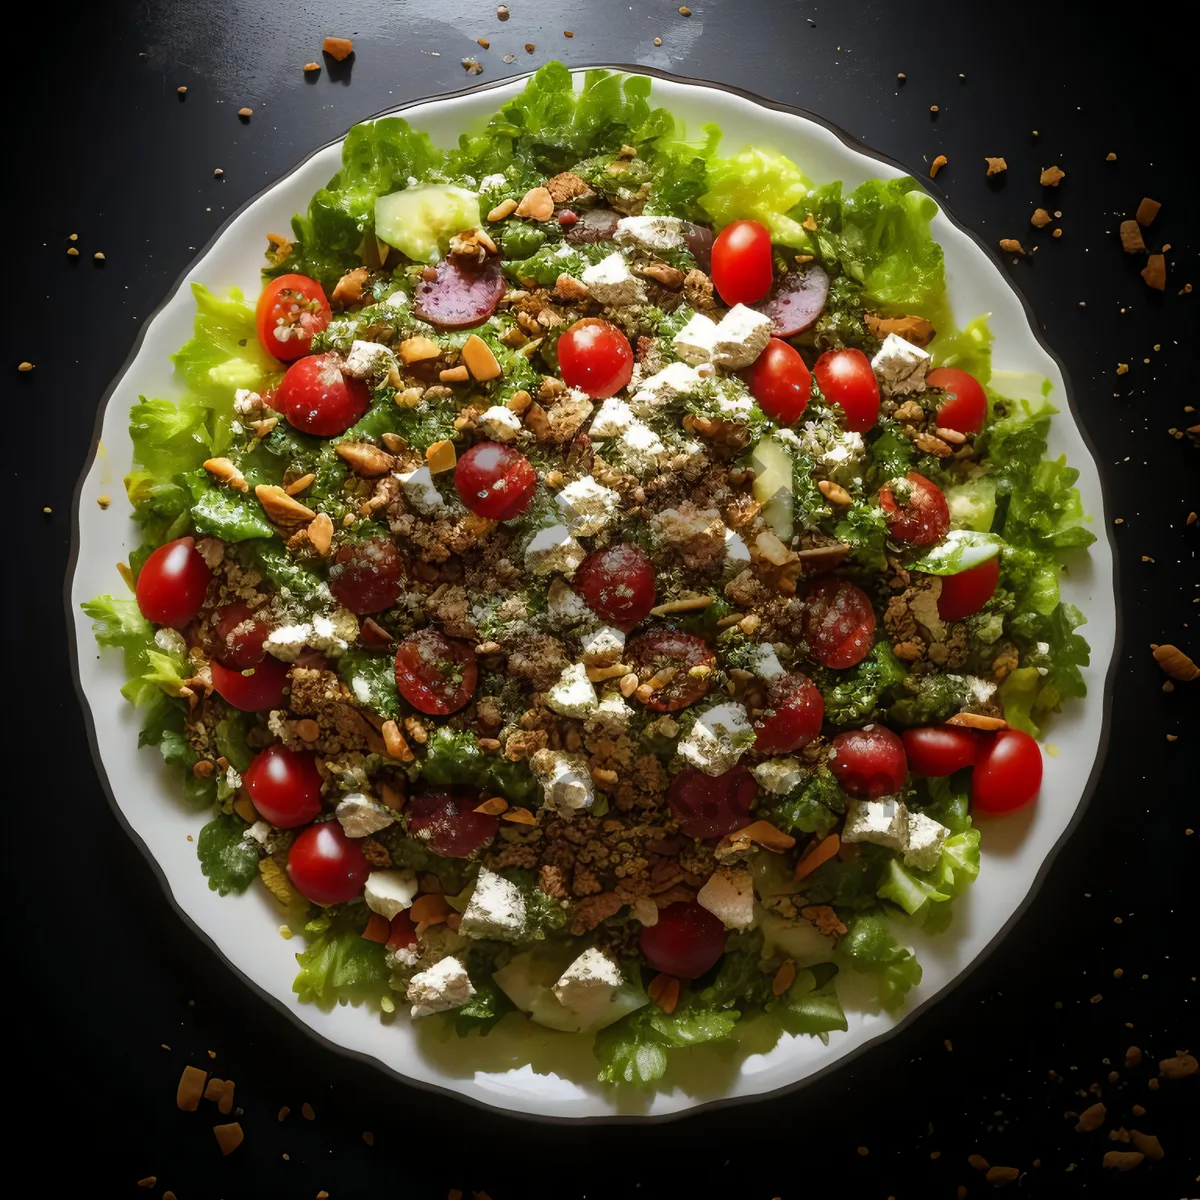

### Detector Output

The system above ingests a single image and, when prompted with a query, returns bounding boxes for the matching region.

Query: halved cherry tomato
[407,789,498,858]
[573,544,656,630]
[557,318,634,399]
[210,602,271,669]
[754,672,824,754]
[879,471,950,546]
[813,348,880,433]
[901,725,979,777]
[926,367,987,435]
[668,766,757,840]
[828,725,908,798]
[454,442,538,520]
[287,822,368,906]
[803,577,877,669]
[210,655,290,712]
[972,729,1042,814]
[626,629,716,711]
[243,745,324,828]
[639,901,727,979]
[711,219,774,306]
[746,338,812,424]
[328,537,403,614]
[273,353,369,437]
[394,629,478,715]
[135,537,211,628]
[256,274,332,362]
[937,556,1000,621]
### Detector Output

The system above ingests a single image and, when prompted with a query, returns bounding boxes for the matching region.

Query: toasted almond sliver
[461,334,502,381]
[735,820,796,853]
[587,662,631,682]
[716,611,746,629]
[487,198,518,222]
[381,719,414,762]
[255,484,316,524]
[426,440,457,474]
[946,712,1008,731]
[439,365,470,383]
[218,1080,235,1116]
[203,457,248,491]
[335,441,393,476]
[794,833,841,880]
[136,1177,156,1188]
[474,796,509,816]
[176,1065,207,1111]
[507,388,532,414]
[398,335,443,364]
[285,472,317,495]
[649,596,713,616]
[514,186,554,221]
[772,960,796,996]
[409,894,453,925]
[502,807,538,825]
[213,1122,244,1156]
[817,479,852,506]
[307,512,334,556]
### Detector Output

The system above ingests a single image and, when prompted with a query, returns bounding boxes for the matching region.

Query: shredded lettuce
[292,907,390,1010]
[838,913,922,1010]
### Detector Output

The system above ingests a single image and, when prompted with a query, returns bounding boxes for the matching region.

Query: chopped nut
[817,479,852,506]
[1101,1151,1143,1171]
[176,1065,207,1111]
[985,156,1007,176]
[399,335,442,364]
[237,107,253,120]
[1075,1102,1106,1132]
[999,238,1024,254]
[487,198,518,222]
[1031,208,1053,228]
[303,61,320,72]
[1039,165,1065,187]
[213,1122,244,1156]
[1157,1052,1197,1078]
[323,36,354,60]
[203,457,248,492]
[947,712,1008,731]
[335,442,393,476]
[461,334,502,381]
[439,365,470,383]
[1135,197,1161,227]
[515,187,554,222]
[255,484,316,524]
[1129,1131,1163,1160]
[307,512,333,556]
[17,361,33,372]
[475,796,509,816]
[502,807,538,825]
[985,1166,1019,1185]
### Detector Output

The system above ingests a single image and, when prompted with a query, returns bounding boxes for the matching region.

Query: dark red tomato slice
[287,822,369,906]
[710,219,774,307]
[668,766,757,840]
[926,367,987,435]
[243,745,324,828]
[803,577,877,670]
[211,602,271,669]
[681,221,715,272]
[901,725,979,777]
[573,544,657,631]
[746,338,812,424]
[386,910,419,953]
[407,789,498,858]
[255,274,332,362]
[879,471,950,547]
[937,556,1000,621]
[972,729,1042,814]
[626,628,716,712]
[828,725,908,798]
[210,655,290,712]
[454,442,538,520]
[812,348,881,433]
[413,256,506,330]
[394,628,478,715]
[135,537,212,628]
[327,537,403,614]
[557,319,635,400]
[640,901,727,979]
[754,263,830,337]
[754,672,825,754]
[273,353,370,437]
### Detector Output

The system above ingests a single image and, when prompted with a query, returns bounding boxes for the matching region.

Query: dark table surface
[10,1,1197,1195]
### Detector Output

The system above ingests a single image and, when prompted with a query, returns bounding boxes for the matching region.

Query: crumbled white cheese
[672,312,721,365]
[960,674,998,706]
[407,955,476,1018]
[530,750,595,817]
[614,418,668,476]
[459,868,528,940]
[397,466,445,516]
[478,405,523,442]
[677,702,754,776]
[154,627,188,656]
[580,625,625,666]
[841,797,909,853]
[629,360,713,417]
[724,526,751,570]
[384,289,409,309]
[545,662,599,718]
[264,622,312,662]
[581,251,644,308]
[553,947,624,1024]
[585,690,633,736]
[903,811,949,872]
[309,608,358,657]
[748,643,786,681]
[871,332,931,395]
[697,866,756,931]
[614,214,687,252]
[555,475,620,536]
[710,304,774,369]
[336,793,397,838]
[480,172,508,191]
[546,577,593,628]
[343,339,398,380]
[244,820,273,847]
[364,868,419,919]
[233,388,263,416]
[525,524,586,577]
[751,757,806,795]
[588,396,636,440]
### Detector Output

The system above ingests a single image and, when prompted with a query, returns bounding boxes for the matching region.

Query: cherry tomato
[812,348,880,433]
[803,577,877,669]
[210,602,271,669]
[754,672,825,754]
[710,219,773,306]
[273,353,369,437]
[926,367,987,435]
[640,901,727,979]
[328,537,403,614]
[747,338,812,424]
[135,537,211,628]
[386,910,419,953]
[573,544,656,630]
[626,628,716,712]
[407,789,498,858]
[557,319,634,399]
[828,725,908,798]
[901,725,979,777]
[668,766,757,840]
[937,556,1000,621]
[454,441,538,520]
[879,471,950,546]
[243,745,324,828]
[394,628,478,715]
[210,655,290,712]
[256,274,332,362]
[287,822,368,906]
[972,729,1042,814]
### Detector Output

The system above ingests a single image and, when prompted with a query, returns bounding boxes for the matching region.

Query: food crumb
[1135,197,1161,227]
[477,37,490,48]
[897,72,907,81]
[1031,208,1052,228]
[42,506,52,514]
[278,1106,290,1121]
[363,1130,375,1145]
[67,246,80,257]
[136,1177,156,1188]
[323,37,354,61]
[1119,220,1146,254]
[985,156,1007,176]
[302,1102,316,1120]
[176,86,187,96]
[238,106,253,119]
[462,58,484,74]
[214,167,224,177]
[93,251,106,262]
[999,238,1024,254]
[1052,228,1063,239]
[1040,165,1065,186]
[1113,967,1123,978]
[678,5,692,14]
[524,42,535,52]
[1116,363,1129,375]
[563,30,574,37]
[97,495,111,509]
[654,36,662,45]
[857,1145,869,1156]
[213,1122,243,1156]
[303,62,320,73]
[1166,733,1177,742]
[497,4,509,17]
[1106,151,1117,161]
[1141,254,1166,291]
[18,361,34,372]
[930,104,939,113]
[930,154,948,178]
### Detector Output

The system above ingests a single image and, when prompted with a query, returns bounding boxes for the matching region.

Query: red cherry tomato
[273,353,369,437]
[407,789,498,858]
[573,544,657,631]
[557,319,634,399]
[454,441,538,520]
[812,348,881,433]
[754,672,825,754]
[386,910,419,953]
[640,901,727,979]
[937,556,1000,621]
[828,725,908,798]
[243,745,324,828]
[211,602,271,669]
[710,219,774,306]
[803,577,877,669]
[135,537,211,628]
[626,628,716,712]
[256,274,332,362]
[972,729,1042,814]
[287,822,368,906]
[668,767,757,840]
[394,629,478,715]
[747,338,812,424]
[328,537,403,614]
[209,655,290,712]
[926,367,987,435]
[879,471,950,546]
[901,725,979,777]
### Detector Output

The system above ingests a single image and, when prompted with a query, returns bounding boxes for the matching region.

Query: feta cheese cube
[581,251,644,308]
[672,312,721,365]
[903,811,950,872]
[629,360,713,416]
[752,757,806,795]
[309,608,358,657]
[588,396,636,440]
[545,662,599,719]
[724,526,751,570]
[580,625,625,666]
[553,947,624,1024]
[555,475,620,536]
[748,643,786,681]
[244,820,273,847]
[697,866,756,931]
[841,797,909,853]
[364,868,419,919]
[478,405,523,443]
[546,576,593,628]
[336,793,396,838]
[710,304,774,369]
[407,955,476,1018]
[614,418,668,476]
[677,702,754,776]
[384,289,408,309]
[397,466,445,516]
[614,215,687,253]
[264,622,312,662]
[525,524,586,578]
[459,868,528,940]
[530,749,595,817]
[871,332,931,395]
[343,339,398,380]
[585,691,633,735]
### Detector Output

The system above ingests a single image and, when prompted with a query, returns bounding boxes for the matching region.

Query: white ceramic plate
[68,66,1117,1120]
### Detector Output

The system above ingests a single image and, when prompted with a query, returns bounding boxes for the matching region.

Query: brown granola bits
[1101,1151,1143,1171]
[1031,208,1052,228]
[213,1122,244,1156]
[1141,254,1166,291]
[1075,1102,1106,1131]
[985,156,1007,176]
[929,155,948,179]
[1157,1051,1197,1078]
[1129,1131,1164,1160]
[176,1065,207,1111]
[237,107,253,120]
[999,238,1024,254]
[984,1165,1019,1185]
[1135,197,1161,227]
[1119,220,1145,253]
[1039,165,1065,187]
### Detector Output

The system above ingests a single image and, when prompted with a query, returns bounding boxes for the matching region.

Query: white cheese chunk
[553,946,624,1025]
[154,627,188,655]
[309,608,358,657]
[407,955,476,1018]
[545,662,599,718]
[614,418,668,476]
[546,576,592,628]
[629,360,714,417]
[588,396,636,439]
[343,339,398,380]
[841,797,909,853]
[525,524,586,578]
[751,757,806,795]
[697,866,756,931]
[677,702,754,776]
[244,820,273,848]
[903,811,950,872]
[335,793,396,838]
[580,625,625,666]
[581,251,645,308]
[459,868,528,940]
[384,289,408,309]
[724,526,751,570]
[364,868,419,919]
[748,643,786,681]
[710,304,774,369]
[672,312,721,365]
[555,475,620,536]
[264,622,312,662]
[614,214,687,252]
[397,466,445,516]
[871,332,931,395]
[584,691,633,735]
[530,750,595,817]
[478,405,523,442]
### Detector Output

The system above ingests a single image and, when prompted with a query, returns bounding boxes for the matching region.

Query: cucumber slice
[374,185,482,264]
[944,478,997,533]
[751,436,796,540]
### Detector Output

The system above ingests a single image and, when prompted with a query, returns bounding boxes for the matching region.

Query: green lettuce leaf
[196,814,259,896]
[700,146,812,247]
[128,395,212,480]
[138,702,217,808]
[818,642,907,725]
[772,764,847,837]
[839,912,922,1010]
[999,602,1091,735]
[779,967,849,1036]
[81,595,189,710]
[292,907,389,1010]
[188,479,277,542]
[452,950,515,1035]
[337,650,401,718]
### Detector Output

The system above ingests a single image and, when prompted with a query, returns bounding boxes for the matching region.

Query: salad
[84,64,1095,1086]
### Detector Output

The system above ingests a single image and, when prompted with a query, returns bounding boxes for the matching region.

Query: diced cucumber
[751,436,796,540]
[374,185,482,264]
[758,912,837,965]
[944,478,996,532]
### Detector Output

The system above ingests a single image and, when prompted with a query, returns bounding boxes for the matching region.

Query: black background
[9,1,1197,1196]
